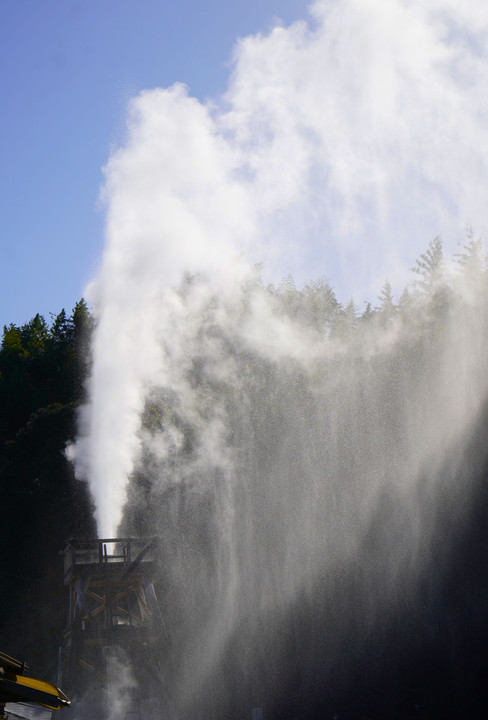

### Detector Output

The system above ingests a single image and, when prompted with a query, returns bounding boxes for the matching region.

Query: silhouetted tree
[0,301,95,673]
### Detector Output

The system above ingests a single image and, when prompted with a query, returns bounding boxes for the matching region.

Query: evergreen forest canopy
[116,234,488,719]
[0,300,95,675]
[1,235,488,718]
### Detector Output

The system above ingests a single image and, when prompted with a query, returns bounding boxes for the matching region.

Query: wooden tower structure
[60,537,166,717]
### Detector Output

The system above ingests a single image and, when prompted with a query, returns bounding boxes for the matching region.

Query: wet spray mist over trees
[68,238,488,719]
[65,1,488,717]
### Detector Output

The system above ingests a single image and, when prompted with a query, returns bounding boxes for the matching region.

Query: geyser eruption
[68,83,256,537]
[68,1,488,716]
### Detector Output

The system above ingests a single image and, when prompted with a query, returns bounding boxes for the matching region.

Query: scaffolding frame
[60,537,164,713]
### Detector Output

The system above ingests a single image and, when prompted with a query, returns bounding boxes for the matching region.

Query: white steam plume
[67,0,488,538]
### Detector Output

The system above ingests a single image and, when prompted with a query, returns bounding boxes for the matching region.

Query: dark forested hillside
[119,235,488,719]
[0,301,95,676]
[2,236,488,718]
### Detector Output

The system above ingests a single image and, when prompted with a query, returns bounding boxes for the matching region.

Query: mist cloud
[69,0,488,541]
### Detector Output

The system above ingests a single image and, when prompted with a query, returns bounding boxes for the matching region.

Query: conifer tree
[411,236,446,296]
[376,279,396,319]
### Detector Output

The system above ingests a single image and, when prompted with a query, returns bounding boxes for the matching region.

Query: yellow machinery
[0,650,70,719]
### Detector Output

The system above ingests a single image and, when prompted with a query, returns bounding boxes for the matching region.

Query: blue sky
[3,1,488,333]
[0,0,308,330]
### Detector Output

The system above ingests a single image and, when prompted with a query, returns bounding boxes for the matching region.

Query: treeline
[121,233,488,719]
[0,300,95,677]
[264,233,485,335]
[0,232,487,713]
